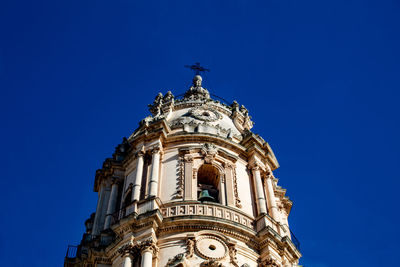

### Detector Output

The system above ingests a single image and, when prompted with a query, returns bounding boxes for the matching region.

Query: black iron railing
[65,245,78,258]
[290,230,301,252]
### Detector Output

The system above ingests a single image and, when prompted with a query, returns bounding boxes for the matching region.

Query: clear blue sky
[1,1,399,266]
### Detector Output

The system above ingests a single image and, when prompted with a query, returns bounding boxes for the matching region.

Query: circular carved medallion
[195,236,227,260]
[188,107,221,122]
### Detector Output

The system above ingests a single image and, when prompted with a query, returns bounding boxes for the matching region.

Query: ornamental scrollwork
[165,253,185,267]
[232,166,242,208]
[137,239,159,254]
[201,143,218,163]
[188,106,221,122]
[186,237,195,258]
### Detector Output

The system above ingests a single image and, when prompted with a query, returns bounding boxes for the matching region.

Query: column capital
[250,163,261,172]
[184,154,194,163]
[151,146,161,154]
[117,242,136,256]
[137,239,159,255]
[222,161,235,169]
[111,176,122,185]
[136,150,145,158]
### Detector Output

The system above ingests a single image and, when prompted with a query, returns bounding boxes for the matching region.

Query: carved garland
[174,155,185,199]
[232,167,242,208]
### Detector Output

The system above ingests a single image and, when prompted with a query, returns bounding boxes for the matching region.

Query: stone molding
[161,202,255,230]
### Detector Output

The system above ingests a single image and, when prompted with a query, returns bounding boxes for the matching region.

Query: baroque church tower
[65,71,301,267]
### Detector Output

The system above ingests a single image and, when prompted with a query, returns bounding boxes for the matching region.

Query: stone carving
[201,143,218,163]
[173,155,184,199]
[148,92,163,116]
[115,137,130,161]
[117,242,137,256]
[200,260,224,267]
[232,167,242,208]
[163,91,174,103]
[165,253,185,267]
[195,235,227,260]
[231,100,239,112]
[239,105,248,116]
[184,75,210,101]
[228,243,239,267]
[137,238,159,254]
[186,238,195,258]
[259,256,279,267]
[188,106,221,122]
[184,154,194,163]
[161,203,255,230]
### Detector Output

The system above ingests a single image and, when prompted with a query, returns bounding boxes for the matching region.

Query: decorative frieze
[161,202,255,230]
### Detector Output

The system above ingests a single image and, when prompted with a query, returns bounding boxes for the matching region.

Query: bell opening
[197,164,219,203]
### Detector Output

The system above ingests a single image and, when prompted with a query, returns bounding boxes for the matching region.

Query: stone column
[132,151,145,202]
[219,175,226,205]
[149,147,161,197]
[104,178,120,230]
[91,183,105,235]
[252,165,267,215]
[139,240,158,267]
[141,249,153,267]
[265,173,279,221]
[224,164,235,207]
[122,254,133,267]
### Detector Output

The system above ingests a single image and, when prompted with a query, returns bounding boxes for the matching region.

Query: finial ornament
[183,63,211,101]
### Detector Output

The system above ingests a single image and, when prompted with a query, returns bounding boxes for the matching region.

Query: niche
[197,164,220,203]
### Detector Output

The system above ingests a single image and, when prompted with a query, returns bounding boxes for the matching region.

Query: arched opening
[197,164,219,203]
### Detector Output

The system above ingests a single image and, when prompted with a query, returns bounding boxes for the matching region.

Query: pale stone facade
[65,74,301,267]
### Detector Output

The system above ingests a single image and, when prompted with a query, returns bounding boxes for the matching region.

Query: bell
[198,190,215,202]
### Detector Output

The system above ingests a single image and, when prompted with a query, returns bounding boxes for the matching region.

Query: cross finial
[184,62,210,75]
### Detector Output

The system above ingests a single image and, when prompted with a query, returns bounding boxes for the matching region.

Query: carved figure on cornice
[148,92,163,116]
[166,253,185,267]
[184,75,210,101]
[139,116,153,127]
[163,91,174,103]
[231,100,240,112]
[200,260,224,267]
[185,238,195,258]
[239,105,248,116]
[201,143,218,163]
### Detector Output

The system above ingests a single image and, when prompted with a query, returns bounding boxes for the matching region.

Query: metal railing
[290,230,301,252]
[65,245,78,258]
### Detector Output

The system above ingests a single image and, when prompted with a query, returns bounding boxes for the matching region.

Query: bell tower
[65,69,301,267]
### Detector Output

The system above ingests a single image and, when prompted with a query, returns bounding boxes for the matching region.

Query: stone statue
[148,92,163,116]
[184,75,210,101]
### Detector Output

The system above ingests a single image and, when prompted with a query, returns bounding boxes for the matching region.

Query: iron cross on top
[184,62,210,75]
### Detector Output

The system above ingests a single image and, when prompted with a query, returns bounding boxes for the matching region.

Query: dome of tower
[132,75,255,144]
